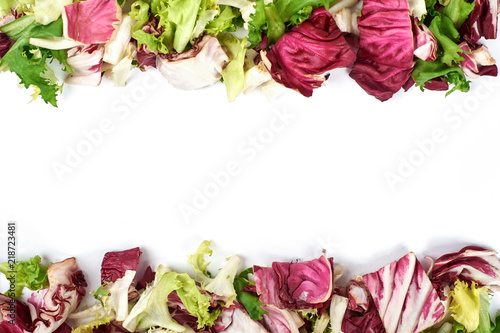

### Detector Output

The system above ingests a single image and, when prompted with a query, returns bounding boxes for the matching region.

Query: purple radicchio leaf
[412,18,437,62]
[0,32,12,60]
[101,247,142,284]
[341,276,386,333]
[65,44,105,86]
[0,294,35,333]
[461,0,499,43]
[458,42,498,79]
[29,257,87,333]
[430,246,500,293]
[265,7,356,97]
[349,0,415,101]
[253,256,334,311]
[361,252,445,333]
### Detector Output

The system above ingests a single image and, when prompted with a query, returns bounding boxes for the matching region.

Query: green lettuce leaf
[442,0,475,29]
[233,268,268,320]
[219,32,247,102]
[247,0,267,47]
[0,0,14,17]
[411,58,470,95]
[492,313,500,333]
[247,0,285,47]
[429,14,464,66]
[204,5,240,35]
[129,0,150,31]
[273,0,329,23]
[247,0,331,48]
[0,16,64,106]
[0,255,49,298]
[153,0,203,53]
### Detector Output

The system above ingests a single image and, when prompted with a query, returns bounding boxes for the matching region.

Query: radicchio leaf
[341,276,386,333]
[156,35,230,90]
[265,7,356,97]
[361,252,445,333]
[459,42,498,78]
[101,247,142,284]
[412,18,438,62]
[62,0,121,45]
[260,305,305,333]
[462,0,499,43]
[65,44,105,86]
[431,246,500,292]
[218,305,269,333]
[349,0,414,101]
[0,294,35,333]
[0,32,11,59]
[253,256,333,311]
[30,257,87,333]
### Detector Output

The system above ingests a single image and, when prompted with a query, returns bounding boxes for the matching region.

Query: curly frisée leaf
[0,255,49,298]
[0,16,65,106]
[188,240,241,305]
[449,280,492,332]
[123,268,220,332]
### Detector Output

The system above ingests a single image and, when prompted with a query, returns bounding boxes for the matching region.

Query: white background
[1,37,500,312]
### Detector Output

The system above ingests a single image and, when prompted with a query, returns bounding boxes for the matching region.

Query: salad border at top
[0,0,499,107]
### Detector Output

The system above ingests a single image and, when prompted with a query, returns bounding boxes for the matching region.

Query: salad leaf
[30,257,87,332]
[462,0,498,42]
[265,7,355,97]
[62,0,122,45]
[442,0,475,29]
[431,246,500,292]
[219,32,247,102]
[341,277,386,333]
[0,255,49,298]
[0,32,11,59]
[205,5,240,35]
[273,0,330,23]
[129,1,150,32]
[65,44,105,86]
[362,252,446,333]
[0,16,64,106]
[71,315,113,333]
[188,240,241,305]
[449,280,491,332]
[0,0,13,17]
[34,0,72,25]
[0,294,35,333]
[349,0,415,101]
[253,254,334,310]
[428,14,465,66]
[260,305,306,332]
[234,268,268,320]
[156,35,229,90]
[492,313,500,333]
[247,0,331,48]
[411,58,469,94]
[101,270,137,321]
[124,268,220,332]
[151,0,203,53]
[101,247,142,284]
